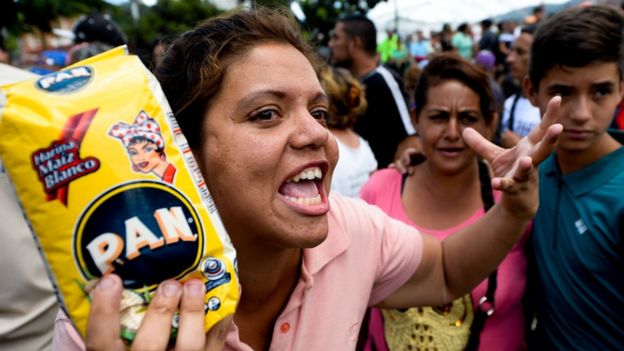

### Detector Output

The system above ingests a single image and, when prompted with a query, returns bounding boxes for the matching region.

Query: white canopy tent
[367,0,574,36]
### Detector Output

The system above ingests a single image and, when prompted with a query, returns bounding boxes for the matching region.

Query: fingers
[530,123,563,166]
[133,280,182,351]
[86,275,126,351]
[88,278,225,351]
[204,315,233,351]
[491,156,534,192]
[463,127,503,161]
[390,147,419,175]
[175,280,207,351]
[528,96,562,145]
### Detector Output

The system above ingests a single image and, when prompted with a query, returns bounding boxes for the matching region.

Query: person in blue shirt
[523,5,624,349]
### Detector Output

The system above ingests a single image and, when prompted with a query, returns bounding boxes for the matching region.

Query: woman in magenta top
[361,54,529,350]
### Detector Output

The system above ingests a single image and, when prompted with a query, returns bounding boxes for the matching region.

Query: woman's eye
[250,109,278,122]
[429,114,446,121]
[311,109,329,121]
[461,115,480,124]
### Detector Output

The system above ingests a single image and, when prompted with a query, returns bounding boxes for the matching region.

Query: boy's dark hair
[529,5,624,88]
[337,15,377,56]
[414,53,495,124]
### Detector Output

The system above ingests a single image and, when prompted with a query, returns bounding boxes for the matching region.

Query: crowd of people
[0,2,623,351]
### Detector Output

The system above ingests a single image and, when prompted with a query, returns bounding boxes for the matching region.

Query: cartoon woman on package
[109,111,176,184]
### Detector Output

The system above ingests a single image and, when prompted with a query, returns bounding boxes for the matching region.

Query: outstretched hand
[463,96,563,217]
[86,274,232,351]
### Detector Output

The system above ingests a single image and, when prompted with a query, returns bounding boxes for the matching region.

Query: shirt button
[280,322,290,333]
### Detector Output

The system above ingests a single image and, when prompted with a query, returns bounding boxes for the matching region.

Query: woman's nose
[289,110,329,149]
[444,117,461,139]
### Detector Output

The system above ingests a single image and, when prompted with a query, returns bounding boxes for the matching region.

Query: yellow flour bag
[0,46,239,343]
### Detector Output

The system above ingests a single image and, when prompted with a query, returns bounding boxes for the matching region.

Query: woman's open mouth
[278,166,329,215]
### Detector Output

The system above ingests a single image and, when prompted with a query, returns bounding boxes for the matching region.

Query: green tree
[16,0,109,33]
[297,0,386,46]
[248,0,290,7]
[0,0,110,51]
[1,0,109,38]
[109,0,221,64]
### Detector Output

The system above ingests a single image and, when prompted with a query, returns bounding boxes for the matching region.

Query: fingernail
[97,275,115,290]
[184,280,205,297]
[162,282,181,297]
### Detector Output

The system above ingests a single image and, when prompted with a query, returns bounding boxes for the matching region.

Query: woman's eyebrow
[426,108,450,113]
[311,91,329,105]
[238,90,286,106]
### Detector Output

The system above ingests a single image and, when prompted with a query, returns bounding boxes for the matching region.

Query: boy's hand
[463,96,563,217]
[86,274,232,351]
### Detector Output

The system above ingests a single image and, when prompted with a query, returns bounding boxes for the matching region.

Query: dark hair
[533,5,544,15]
[337,15,377,56]
[128,136,164,154]
[414,53,495,124]
[154,7,319,148]
[529,5,624,88]
[520,24,537,35]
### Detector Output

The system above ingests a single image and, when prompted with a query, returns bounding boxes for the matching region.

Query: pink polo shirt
[53,193,424,350]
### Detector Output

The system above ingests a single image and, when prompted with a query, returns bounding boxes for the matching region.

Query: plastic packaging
[0,46,239,343]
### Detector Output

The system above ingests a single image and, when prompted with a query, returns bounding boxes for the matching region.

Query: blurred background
[0,0,617,74]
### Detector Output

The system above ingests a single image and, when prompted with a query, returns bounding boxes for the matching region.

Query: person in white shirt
[317,65,377,197]
[499,27,541,147]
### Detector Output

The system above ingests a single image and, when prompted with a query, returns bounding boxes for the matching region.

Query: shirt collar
[563,146,624,197]
[302,194,350,276]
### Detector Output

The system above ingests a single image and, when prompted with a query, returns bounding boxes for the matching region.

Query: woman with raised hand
[362,53,531,351]
[54,7,561,351]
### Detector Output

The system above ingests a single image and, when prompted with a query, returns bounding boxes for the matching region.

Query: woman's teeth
[284,194,322,206]
[282,166,323,206]
[288,167,322,183]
